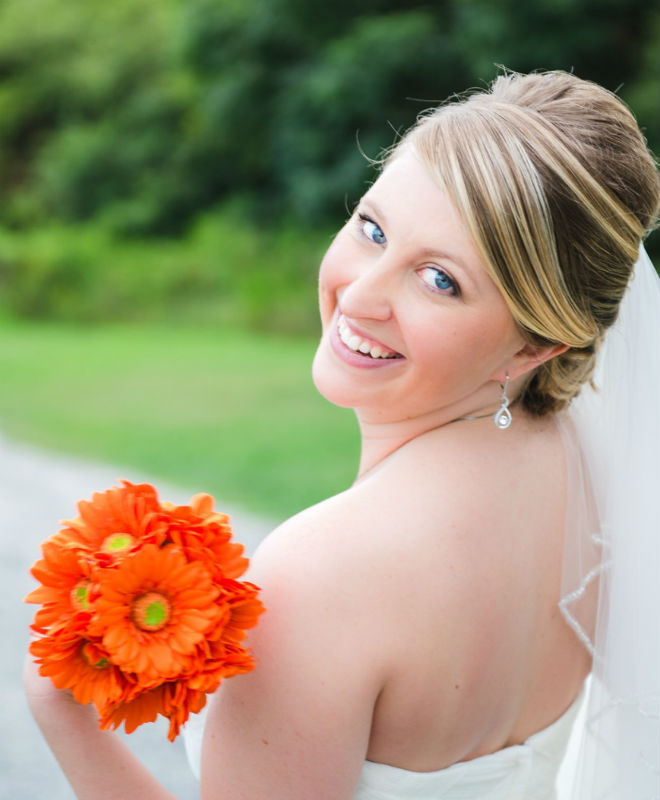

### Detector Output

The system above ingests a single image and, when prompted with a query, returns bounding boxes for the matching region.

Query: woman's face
[312,149,528,424]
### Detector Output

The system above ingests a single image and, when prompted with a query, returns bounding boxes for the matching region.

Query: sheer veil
[559,245,660,798]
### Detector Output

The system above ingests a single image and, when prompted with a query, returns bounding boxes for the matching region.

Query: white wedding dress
[352,686,586,800]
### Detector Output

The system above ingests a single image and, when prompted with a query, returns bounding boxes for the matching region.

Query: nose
[338,258,395,322]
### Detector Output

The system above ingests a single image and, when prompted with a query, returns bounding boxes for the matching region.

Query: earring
[493,374,513,430]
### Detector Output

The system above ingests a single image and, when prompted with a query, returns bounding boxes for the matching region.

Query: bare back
[211,411,594,798]
[347,413,590,771]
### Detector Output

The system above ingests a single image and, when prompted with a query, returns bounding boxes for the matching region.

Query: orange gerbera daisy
[56,482,169,561]
[162,494,249,580]
[25,482,265,740]
[161,681,208,741]
[216,577,264,643]
[90,543,223,682]
[29,628,132,707]
[98,683,169,735]
[182,580,264,694]
[100,680,208,741]
[25,539,94,633]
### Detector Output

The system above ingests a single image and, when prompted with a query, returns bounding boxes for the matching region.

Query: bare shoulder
[200,495,390,797]
[246,486,407,636]
[251,413,566,602]
[244,411,569,689]
[220,416,575,780]
[370,413,566,547]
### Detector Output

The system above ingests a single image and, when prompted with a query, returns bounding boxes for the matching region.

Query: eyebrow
[359,198,479,291]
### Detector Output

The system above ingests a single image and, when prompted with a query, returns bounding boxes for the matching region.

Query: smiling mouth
[337,315,403,359]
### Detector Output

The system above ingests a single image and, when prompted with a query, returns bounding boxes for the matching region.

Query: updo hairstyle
[388,70,660,414]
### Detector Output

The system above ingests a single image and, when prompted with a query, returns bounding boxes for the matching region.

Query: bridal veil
[560,244,659,798]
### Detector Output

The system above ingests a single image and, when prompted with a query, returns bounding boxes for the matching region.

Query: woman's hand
[23,649,178,800]
[23,651,75,707]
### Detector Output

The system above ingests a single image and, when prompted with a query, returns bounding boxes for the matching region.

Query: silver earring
[493,374,513,430]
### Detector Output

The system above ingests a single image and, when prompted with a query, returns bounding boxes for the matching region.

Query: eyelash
[356,213,386,245]
[417,266,460,297]
[355,212,460,297]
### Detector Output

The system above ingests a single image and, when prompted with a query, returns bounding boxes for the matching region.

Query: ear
[493,341,570,383]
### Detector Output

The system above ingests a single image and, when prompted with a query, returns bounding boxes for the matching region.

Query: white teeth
[336,315,400,359]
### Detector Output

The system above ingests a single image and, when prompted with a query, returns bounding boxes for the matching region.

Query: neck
[355,399,504,480]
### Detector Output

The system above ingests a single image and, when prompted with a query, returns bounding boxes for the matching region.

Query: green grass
[0,319,359,520]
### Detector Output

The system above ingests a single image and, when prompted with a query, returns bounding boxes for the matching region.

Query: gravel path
[0,433,274,800]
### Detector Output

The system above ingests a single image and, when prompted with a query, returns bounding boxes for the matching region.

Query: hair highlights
[390,71,660,414]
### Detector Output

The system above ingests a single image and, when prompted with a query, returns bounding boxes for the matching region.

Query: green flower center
[102,533,136,553]
[70,580,91,611]
[131,591,172,632]
[81,643,109,669]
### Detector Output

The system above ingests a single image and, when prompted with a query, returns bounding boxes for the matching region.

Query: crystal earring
[493,373,513,430]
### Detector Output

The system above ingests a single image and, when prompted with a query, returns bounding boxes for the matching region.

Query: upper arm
[200,510,386,800]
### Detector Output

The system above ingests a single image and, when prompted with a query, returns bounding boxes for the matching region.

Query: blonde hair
[389,70,660,414]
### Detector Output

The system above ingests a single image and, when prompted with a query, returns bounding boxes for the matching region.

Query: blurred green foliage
[0,205,327,330]
[0,0,657,327]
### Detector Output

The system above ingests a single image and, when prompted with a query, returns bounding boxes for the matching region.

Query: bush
[0,205,329,331]
[0,0,656,238]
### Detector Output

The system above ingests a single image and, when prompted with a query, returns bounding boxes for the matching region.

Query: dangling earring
[493,373,513,430]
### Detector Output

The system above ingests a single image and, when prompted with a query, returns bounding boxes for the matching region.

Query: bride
[24,70,659,799]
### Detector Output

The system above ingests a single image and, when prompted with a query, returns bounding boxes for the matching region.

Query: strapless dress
[183,685,586,800]
[353,686,586,800]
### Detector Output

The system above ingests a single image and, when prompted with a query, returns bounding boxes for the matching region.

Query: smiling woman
[24,70,659,800]
[312,150,549,437]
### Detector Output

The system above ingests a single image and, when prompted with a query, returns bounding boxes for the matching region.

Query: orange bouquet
[25,481,265,741]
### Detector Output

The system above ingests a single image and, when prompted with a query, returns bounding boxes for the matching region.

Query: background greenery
[0,0,657,516]
[0,318,357,518]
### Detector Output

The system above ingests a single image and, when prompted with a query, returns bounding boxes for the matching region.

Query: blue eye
[433,271,453,291]
[358,214,387,245]
[418,266,459,296]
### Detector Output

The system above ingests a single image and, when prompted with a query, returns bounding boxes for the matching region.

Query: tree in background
[0,0,656,324]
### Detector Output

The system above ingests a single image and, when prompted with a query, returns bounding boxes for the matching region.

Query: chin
[311,345,356,409]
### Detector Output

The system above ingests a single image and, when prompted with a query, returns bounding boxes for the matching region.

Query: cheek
[317,237,350,327]
[318,267,336,329]
[407,309,519,379]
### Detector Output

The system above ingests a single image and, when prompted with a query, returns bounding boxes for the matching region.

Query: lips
[327,313,405,371]
[336,315,403,360]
